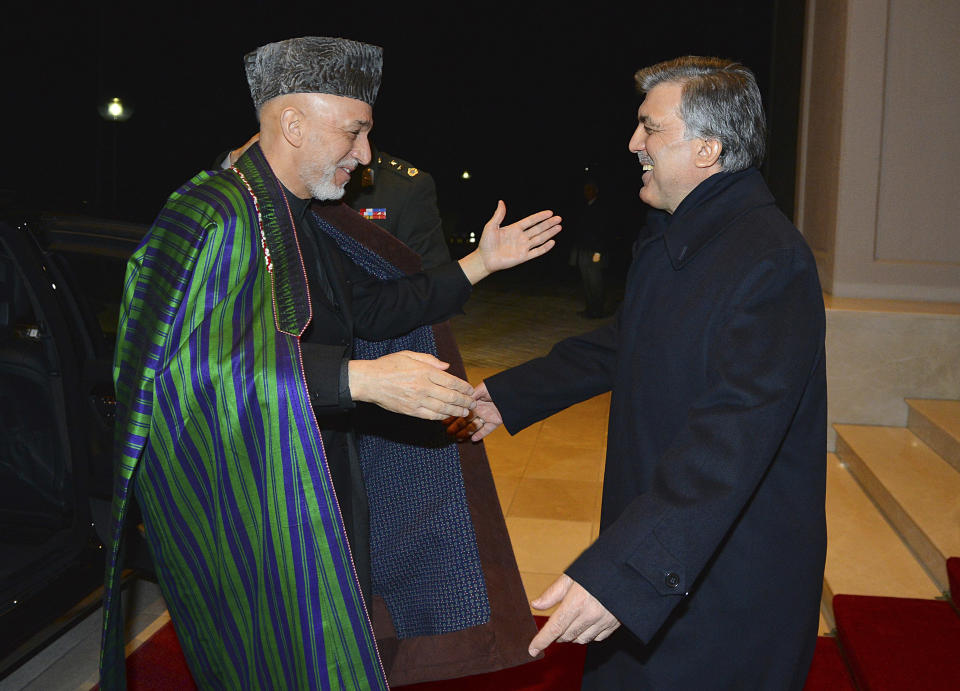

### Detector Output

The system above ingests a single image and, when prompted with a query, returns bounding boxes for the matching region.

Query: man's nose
[355,134,372,165]
[628,126,646,153]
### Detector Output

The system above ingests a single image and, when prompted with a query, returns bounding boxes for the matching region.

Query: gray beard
[307,178,346,201]
[300,158,351,201]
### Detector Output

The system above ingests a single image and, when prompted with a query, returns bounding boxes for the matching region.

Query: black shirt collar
[279,181,311,223]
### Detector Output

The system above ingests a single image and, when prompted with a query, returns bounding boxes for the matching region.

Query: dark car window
[51,250,128,357]
[0,239,72,547]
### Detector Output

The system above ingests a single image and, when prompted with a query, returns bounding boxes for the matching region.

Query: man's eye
[644,127,654,135]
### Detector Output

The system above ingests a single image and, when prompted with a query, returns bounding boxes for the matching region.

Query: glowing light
[460,170,471,180]
[99,97,133,122]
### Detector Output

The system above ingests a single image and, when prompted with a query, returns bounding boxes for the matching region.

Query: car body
[0,207,151,675]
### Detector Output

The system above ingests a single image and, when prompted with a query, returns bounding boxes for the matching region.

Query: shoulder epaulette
[377,153,420,178]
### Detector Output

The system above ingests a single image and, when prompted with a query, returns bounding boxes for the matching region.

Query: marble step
[906,398,960,474]
[821,453,940,629]
[834,424,960,593]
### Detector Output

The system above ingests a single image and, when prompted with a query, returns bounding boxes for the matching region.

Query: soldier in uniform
[343,144,452,269]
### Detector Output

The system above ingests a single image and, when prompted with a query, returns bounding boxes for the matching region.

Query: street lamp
[97,97,133,215]
[98,97,133,122]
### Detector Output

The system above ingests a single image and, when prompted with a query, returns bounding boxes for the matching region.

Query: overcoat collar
[656,167,776,270]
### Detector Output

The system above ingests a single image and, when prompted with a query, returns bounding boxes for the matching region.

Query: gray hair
[634,56,766,171]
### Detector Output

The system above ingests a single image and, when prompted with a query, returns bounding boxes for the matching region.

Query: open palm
[478,201,562,273]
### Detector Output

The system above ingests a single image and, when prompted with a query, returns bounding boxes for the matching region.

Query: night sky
[2,2,779,233]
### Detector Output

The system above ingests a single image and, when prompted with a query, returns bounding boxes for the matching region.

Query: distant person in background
[572,177,614,318]
[224,138,451,269]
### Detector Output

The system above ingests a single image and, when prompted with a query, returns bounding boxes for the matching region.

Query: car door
[0,220,94,612]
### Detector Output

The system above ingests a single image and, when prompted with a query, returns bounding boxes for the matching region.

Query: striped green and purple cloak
[100,146,536,689]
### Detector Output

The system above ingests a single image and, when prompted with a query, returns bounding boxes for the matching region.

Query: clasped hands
[446,385,621,656]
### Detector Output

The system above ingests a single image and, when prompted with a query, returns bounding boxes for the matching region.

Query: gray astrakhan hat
[244,36,383,110]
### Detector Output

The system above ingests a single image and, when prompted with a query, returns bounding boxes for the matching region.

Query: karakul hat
[245,36,383,110]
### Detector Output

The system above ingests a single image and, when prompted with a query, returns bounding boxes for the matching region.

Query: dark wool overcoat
[486,168,827,690]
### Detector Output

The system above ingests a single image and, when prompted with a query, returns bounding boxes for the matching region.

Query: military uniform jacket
[486,168,827,689]
[345,150,451,269]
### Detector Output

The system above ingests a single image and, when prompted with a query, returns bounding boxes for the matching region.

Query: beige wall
[796,0,960,302]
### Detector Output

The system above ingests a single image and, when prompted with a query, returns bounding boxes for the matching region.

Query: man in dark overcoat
[456,56,827,689]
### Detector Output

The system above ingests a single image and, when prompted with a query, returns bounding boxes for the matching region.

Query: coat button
[665,572,680,589]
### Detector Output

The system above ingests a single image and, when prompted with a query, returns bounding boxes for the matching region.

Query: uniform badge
[361,208,387,220]
[407,167,419,176]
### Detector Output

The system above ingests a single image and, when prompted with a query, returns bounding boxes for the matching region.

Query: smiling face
[297,93,373,200]
[628,82,718,214]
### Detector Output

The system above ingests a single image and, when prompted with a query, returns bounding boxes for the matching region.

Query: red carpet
[89,618,197,691]
[93,616,585,690]
[802,636,856,690]
[833,594,960,690]
[97,593,960,690]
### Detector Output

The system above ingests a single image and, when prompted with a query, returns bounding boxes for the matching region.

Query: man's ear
[695,138,722,168]
[279,106,306,148]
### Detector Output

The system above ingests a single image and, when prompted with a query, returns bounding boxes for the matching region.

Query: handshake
[444,381,501,442]
[349,349,499,441]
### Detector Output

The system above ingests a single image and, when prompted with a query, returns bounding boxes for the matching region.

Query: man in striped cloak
[99,36,561,689]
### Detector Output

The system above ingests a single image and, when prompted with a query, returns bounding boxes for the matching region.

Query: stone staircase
[810,398,960,689]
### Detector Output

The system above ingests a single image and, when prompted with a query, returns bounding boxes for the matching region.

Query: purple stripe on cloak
[153,373,219,535]
[228,276,299,690]
[282,365,382,684]
[293,396,370,645]
[142,445,252,682]
[274,359,328,690]
[135,448,235,683]
[292,475,327,691]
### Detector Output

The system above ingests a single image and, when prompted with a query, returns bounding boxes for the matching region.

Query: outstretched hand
[458,201,561,284]
[445,381,503,442]
[528,574,621,657]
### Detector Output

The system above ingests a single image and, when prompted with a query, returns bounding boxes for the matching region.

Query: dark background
[0,1,805,236]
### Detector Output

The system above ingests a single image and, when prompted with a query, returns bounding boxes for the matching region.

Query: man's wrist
[346,359,368,402]
[457,249,490,285]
